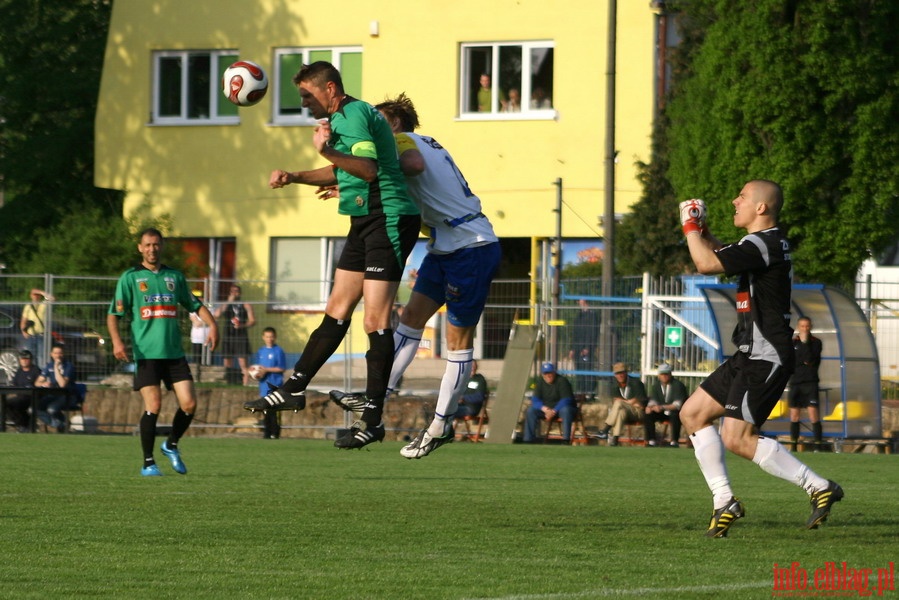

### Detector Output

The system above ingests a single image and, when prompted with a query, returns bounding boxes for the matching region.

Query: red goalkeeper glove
[679,199,707,236]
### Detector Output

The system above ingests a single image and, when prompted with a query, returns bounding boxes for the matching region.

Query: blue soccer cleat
[141,464,163,477]
[161,440,187,474]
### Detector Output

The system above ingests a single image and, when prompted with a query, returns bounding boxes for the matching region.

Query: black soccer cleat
[329,390,375,419]
[807,480,844,529]
[244,374,307,413]
[705,497,745,538]
[334,421,385,449]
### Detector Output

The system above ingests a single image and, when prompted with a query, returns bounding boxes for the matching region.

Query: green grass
[0,435,895,599]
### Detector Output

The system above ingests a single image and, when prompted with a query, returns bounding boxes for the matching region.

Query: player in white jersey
[330,93,501,458]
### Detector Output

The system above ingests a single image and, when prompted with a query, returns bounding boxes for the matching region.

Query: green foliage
[618,113,692,276]
[0,0,121,272]
[663,0,899,285]
[0,436,891,599]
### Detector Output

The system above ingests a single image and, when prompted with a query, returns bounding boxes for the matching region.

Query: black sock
[140,411,159,461]
[812,421,822,444]
[169,408,194,447]
[290,315,351,384]
[361,329,393,426]
[790,421,800,443]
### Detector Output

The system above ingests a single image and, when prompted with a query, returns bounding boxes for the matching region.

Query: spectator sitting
[35,343,76,432]
[8,350,41,432]
[522,362,576,443]
[596,362,647,446]
[457,359,488,420]
[643,362,687,447]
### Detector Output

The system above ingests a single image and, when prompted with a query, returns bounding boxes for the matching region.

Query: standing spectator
[476,73,492,112]
[643,363,687,447]
[243,61,420,451]
[522,362,576,443]
[8,350,41,432]
[596,362,647,446]
[107,227,219,477]
[189,291,211,366]
[252,327,287,440]
[35,343,76,432]
[569,299,600,397]
[20,288,53,362]
[215,284,255,385]
[788,317,823,451]
[678,180,842,537]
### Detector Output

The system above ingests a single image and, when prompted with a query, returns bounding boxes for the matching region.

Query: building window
[272,47,363,125]
[152,50,239,124]
[270,237,346,310]
[459,41,555,119]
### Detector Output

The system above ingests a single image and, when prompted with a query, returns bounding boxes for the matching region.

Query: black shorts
[788,382,819,409]
[134,357,193,392]
[336,213,421,281]
[700,353,790,427]
[221,331,252,357]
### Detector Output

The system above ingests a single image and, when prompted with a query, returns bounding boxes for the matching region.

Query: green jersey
[108,264,201,360]
[330,97,418,217]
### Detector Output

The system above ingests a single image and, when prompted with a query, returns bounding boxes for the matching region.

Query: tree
[0,0,122,273]
[658,0,899,286]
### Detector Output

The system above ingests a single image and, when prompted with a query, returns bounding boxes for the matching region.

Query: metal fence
[1,272,898,403]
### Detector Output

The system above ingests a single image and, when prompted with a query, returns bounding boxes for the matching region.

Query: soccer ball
[222,61,268,107]
[248,364,266,381]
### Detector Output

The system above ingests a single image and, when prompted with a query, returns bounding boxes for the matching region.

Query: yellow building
[95,0,664,354]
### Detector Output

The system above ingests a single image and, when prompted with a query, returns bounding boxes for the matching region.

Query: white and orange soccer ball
[248,364,266,381]
[222,60,268,107]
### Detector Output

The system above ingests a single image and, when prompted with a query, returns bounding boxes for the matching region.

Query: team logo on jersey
[139,281,148,292]
[165,277,176,292]
[736,291,750,313]
[115,300,124,313]
[140,306,178,320]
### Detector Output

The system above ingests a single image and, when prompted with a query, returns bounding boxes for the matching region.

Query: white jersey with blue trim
[396,132,498,254]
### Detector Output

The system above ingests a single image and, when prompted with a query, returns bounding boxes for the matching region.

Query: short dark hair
[263,326,277,335]
[139,227,164,242]
[375,93,420,132]
[293,61,344,93]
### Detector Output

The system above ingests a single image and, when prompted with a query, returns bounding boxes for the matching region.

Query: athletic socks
[427,349,474,438]
[290,315,351,386]
[140,411,159,461]
[691,425,734,510]
[361,329,394,427]
[389,323,423,390]
[752,436,829,495]
[169,408,194,447]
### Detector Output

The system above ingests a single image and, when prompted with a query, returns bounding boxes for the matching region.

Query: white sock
[691,425,734,509]
[388,323,423,390]
[752,436,829,495]
[427,349,473,437]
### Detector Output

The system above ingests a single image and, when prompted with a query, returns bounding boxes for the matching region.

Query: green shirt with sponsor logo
[330,96,418,217]
[108,264,201,360]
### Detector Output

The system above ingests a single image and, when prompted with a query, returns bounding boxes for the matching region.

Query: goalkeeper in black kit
[676,180,842,538]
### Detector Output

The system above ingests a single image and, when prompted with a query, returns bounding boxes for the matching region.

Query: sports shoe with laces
[141,464,163,477]
[705,497,745,538]
[244,378,306,413]
[334,420,385,449]
[329,390,375,419]
[160,440,187,474]
[807,480,844,529]
[400,426,455,459]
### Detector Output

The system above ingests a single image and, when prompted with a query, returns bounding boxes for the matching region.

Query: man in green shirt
[108,228,218,476]
[245,61,420,450]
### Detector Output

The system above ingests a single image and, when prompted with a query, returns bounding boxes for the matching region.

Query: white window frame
[458,40,556,121]
[272,46,363,126]
[151,50,239,125]
[269,237,346,311]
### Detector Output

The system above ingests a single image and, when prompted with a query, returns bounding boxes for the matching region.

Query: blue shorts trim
[413,243,501,327]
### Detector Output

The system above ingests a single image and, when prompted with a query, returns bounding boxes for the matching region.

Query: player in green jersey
[107,228,219,476]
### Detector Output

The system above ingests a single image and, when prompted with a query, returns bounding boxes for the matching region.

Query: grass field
[0,435,895,599]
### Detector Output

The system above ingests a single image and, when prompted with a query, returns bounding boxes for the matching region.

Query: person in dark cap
[8,350,41,431]
[643,362,687,447]
[522,362,576,443]
[596,362,647,446]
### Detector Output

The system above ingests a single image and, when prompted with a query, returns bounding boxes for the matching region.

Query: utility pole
[600,0,617,376]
